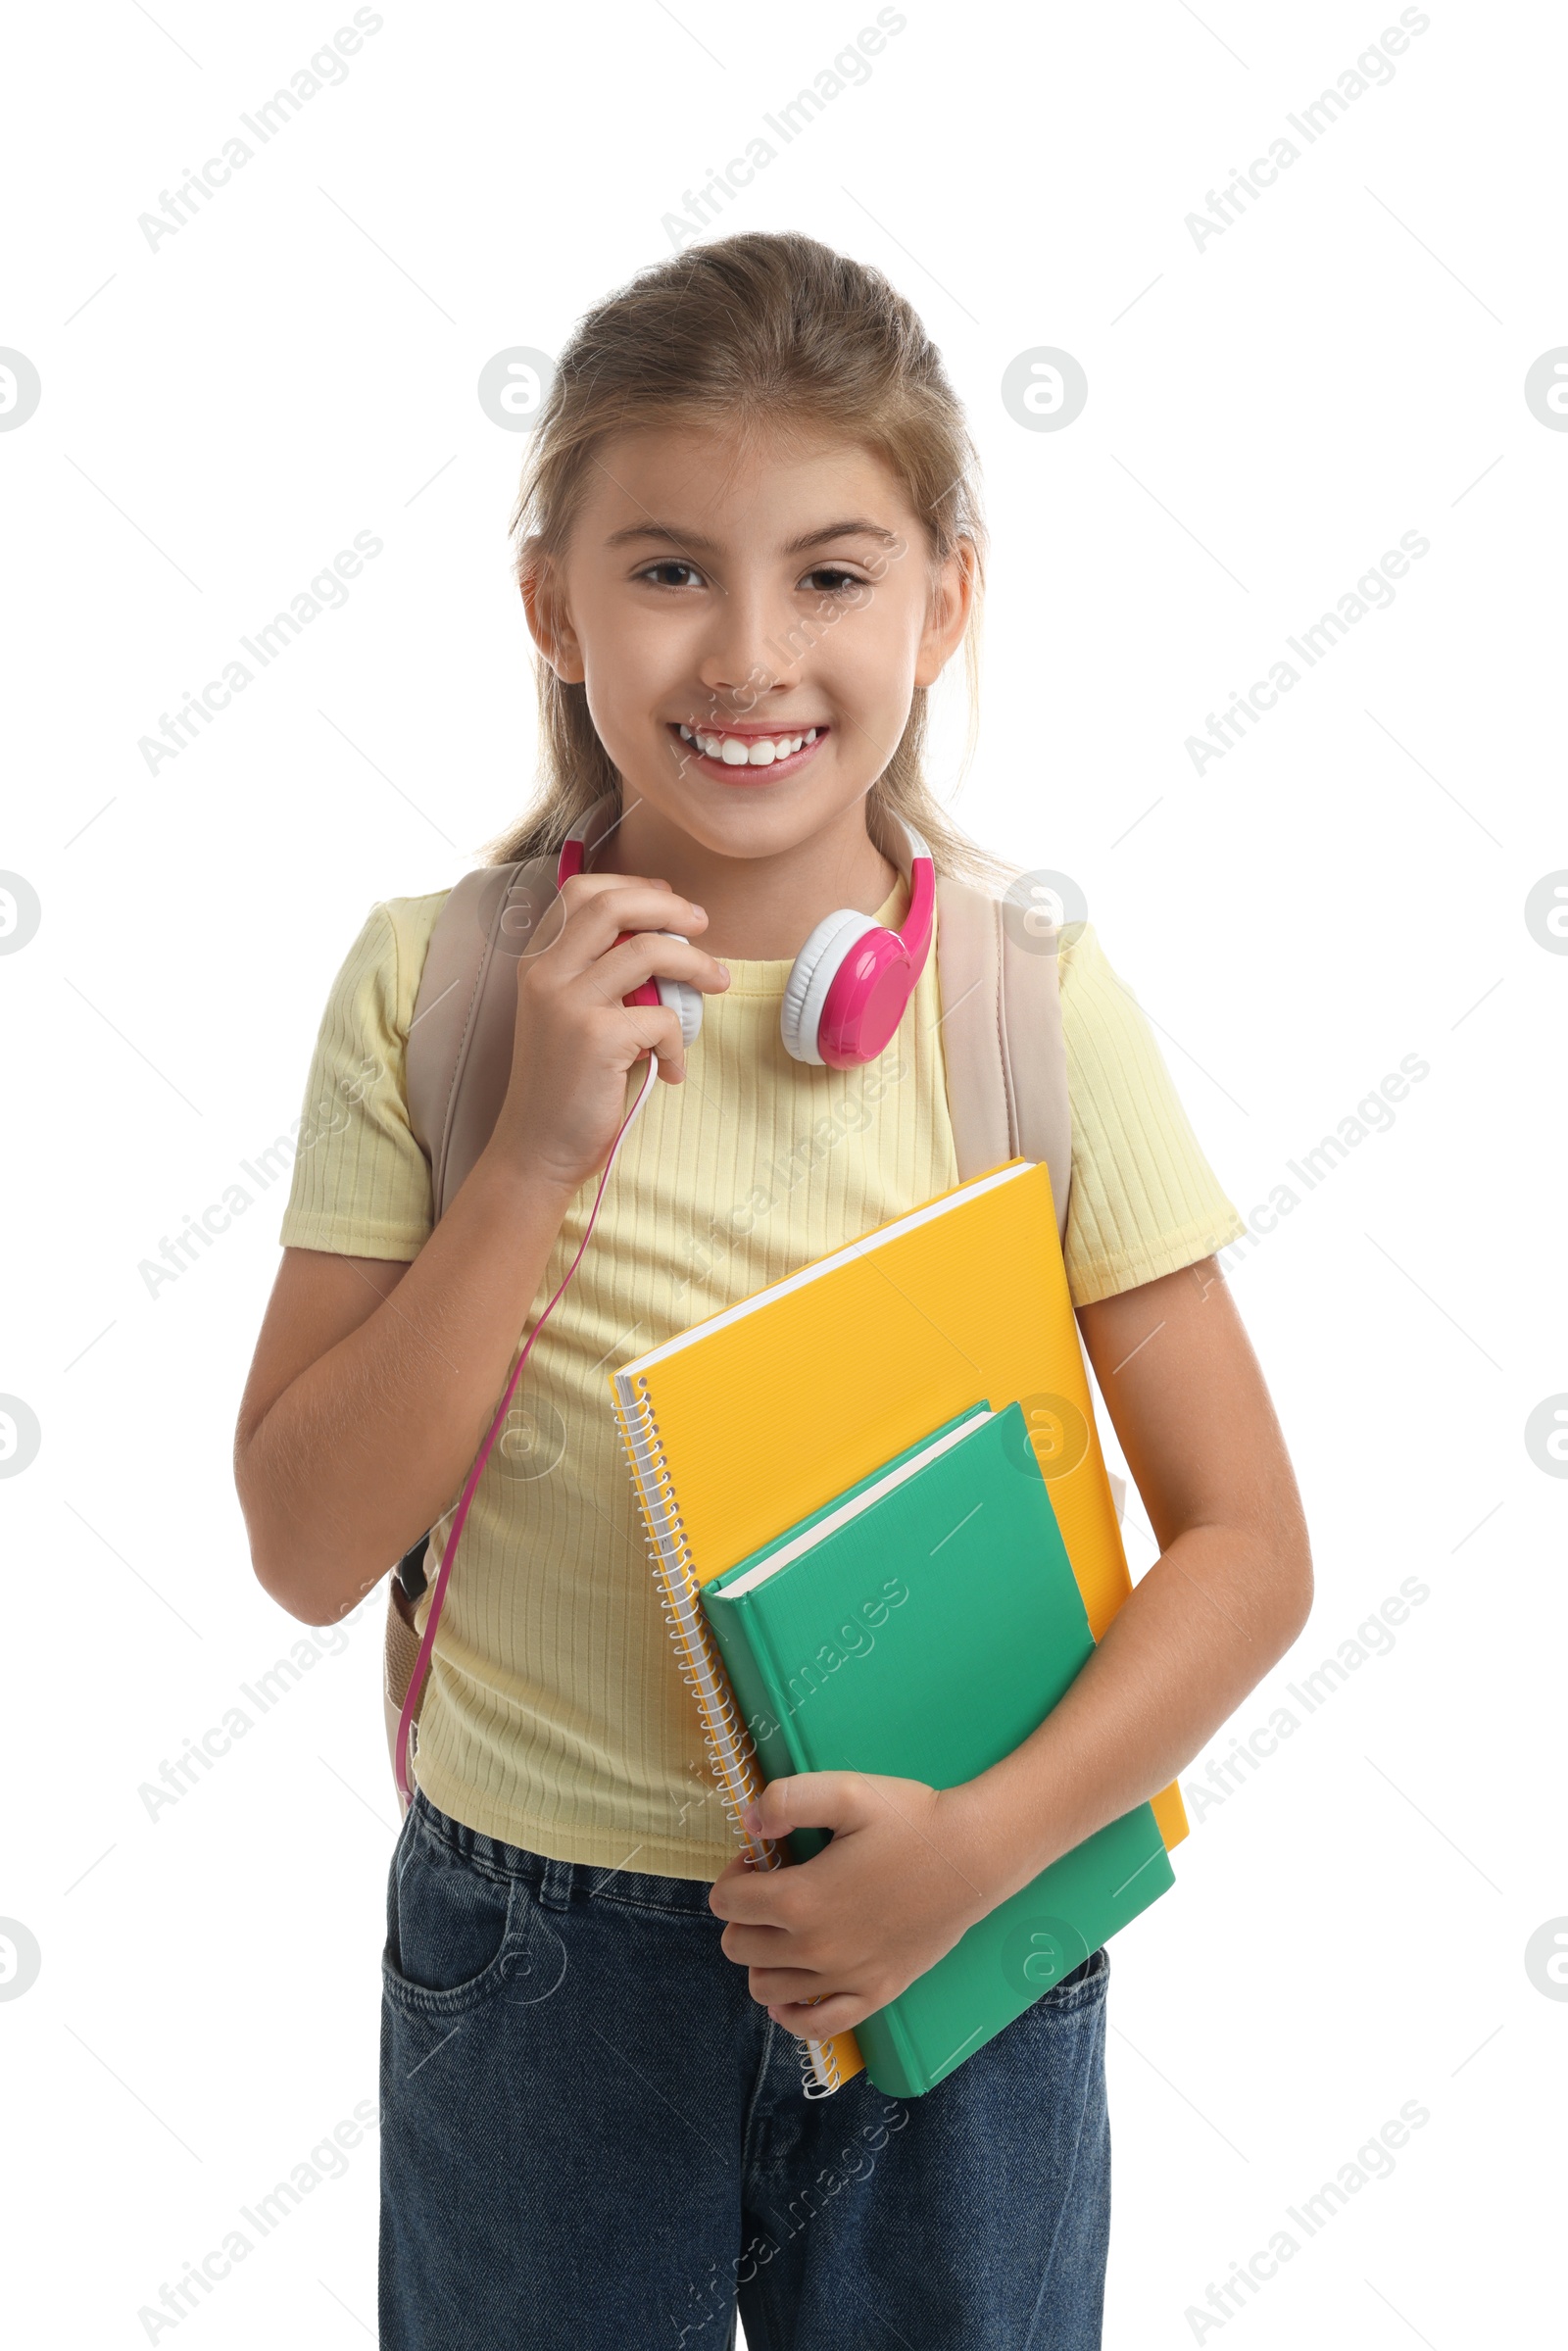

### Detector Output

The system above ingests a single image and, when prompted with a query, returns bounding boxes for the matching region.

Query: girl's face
[524,416,973,863]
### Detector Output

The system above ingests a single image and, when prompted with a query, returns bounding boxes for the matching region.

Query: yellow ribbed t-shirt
[276,877,1245,1877]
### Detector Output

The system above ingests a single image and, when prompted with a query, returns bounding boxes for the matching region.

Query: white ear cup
[651,933,703,1046]
[779,906,876,1065]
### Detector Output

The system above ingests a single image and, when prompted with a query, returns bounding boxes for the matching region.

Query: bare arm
[233,871,729,1627]
[958,1251,1314,1894]
[232,1156,577,1627]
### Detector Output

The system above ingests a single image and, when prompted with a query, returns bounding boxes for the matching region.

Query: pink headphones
[556,795,936,1069]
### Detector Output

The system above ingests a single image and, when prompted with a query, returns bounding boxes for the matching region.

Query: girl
[234,231,1311,2350]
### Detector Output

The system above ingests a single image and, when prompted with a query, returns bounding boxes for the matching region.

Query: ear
[912,534,977,689]
[519,547,585,684]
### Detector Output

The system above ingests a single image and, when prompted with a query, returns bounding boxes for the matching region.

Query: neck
[595,794,901,958]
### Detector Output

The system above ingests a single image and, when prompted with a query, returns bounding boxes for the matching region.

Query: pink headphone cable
[393,1052,660,1806]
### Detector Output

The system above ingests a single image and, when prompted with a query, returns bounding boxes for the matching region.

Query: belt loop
[535,1854,575,1912]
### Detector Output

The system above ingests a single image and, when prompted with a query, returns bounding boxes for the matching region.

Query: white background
[2,0,1564,2342]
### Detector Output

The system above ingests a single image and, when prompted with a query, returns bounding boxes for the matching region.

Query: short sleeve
[1057,922,1247,1306]
[275,895,446,1261]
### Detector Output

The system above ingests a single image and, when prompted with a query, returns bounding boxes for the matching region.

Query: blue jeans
[379,1786,1110,2350]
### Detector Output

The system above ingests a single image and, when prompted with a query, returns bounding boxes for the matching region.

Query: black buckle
[395,1532,430,1601]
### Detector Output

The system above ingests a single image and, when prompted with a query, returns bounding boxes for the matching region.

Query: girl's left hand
[707,1771,1001,2039]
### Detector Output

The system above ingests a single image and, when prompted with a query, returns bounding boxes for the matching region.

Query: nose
[694,578,808,715]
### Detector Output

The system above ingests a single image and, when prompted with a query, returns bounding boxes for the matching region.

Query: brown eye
[641,561,702,589]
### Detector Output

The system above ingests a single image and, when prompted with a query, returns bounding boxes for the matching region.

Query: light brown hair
[482,229,1007,887]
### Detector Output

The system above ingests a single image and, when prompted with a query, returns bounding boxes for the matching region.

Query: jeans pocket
[1022,1941,1109,2020]
[382,1830,529,2022]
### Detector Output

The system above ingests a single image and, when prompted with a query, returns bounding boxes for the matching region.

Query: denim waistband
[408,1785,723,1915]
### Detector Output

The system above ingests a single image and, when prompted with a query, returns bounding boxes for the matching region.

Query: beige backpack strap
[934,876,1071,1241]
[405,853,558,1220]
[390,853,558,1815]
[934,881,1115,1514]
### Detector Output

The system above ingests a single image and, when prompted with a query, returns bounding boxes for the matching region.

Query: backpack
[380,854,1119,1811]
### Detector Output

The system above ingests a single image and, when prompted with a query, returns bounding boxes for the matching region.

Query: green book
[700,1399,1174,2098]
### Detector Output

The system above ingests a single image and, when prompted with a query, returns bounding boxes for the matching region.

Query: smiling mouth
[670,721,828,773]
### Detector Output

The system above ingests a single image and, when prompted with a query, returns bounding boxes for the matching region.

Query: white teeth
[687,727,817,763]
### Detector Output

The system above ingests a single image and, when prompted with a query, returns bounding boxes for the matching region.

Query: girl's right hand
[487,872,731,1194]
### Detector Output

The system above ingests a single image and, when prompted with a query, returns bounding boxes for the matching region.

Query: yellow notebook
[609,1157,1188,2097]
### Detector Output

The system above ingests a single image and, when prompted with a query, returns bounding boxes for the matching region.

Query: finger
[709,1848,786,1899]
[588,931,729,1006]
[523,869,700,968]
[707,1856,759,1910]
[550,878,708,972]
[744,1771,864,1844]
[765,1992,866,2039]
[744,1965,829,2006]
[718,1921,798,1969]
[522,871,662,959]
[708,1861,801,1928]
[603,1001,688,1085]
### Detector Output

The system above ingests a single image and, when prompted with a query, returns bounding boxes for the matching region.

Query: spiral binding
[612,1373,846,2100]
